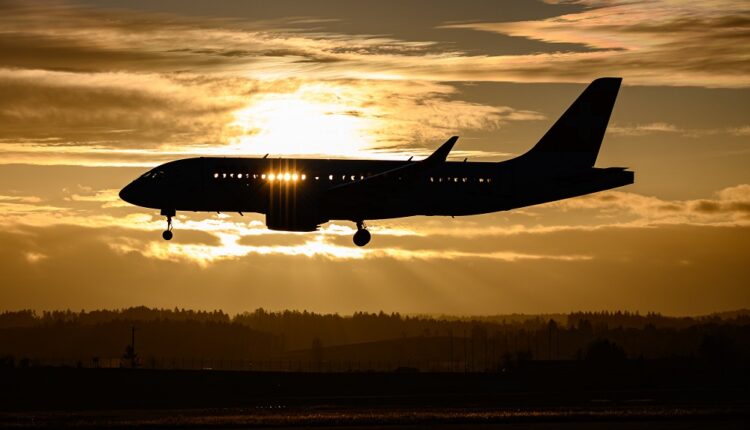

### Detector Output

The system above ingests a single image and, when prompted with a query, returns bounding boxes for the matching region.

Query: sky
[0,0,749,315]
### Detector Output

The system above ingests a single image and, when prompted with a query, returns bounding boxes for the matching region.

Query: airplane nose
[119,182,137,204]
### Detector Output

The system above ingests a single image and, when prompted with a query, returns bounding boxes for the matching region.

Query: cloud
[0,69,249,150]
[608,122,681,136]
[546,184,750,226]
[119,233,592,266]
[608,123,750,138]
[0,71,540,164]
[0,195,42,204]
[441,0,750,87]
[729,126,750,136]
[24,252,47,264]
[225,80,542,157]
[64,187,128,208]
[1,221,749,315]
[0,3,501,163]
[0,0,746,166]
[2,1,747,88]
[0,0,545,164]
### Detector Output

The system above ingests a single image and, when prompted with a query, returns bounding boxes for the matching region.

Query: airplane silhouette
[120,77,633,246]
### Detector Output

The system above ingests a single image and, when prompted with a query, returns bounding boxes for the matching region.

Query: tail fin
[521,77,621,169]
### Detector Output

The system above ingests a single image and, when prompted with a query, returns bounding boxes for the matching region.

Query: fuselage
[119,156,634,228]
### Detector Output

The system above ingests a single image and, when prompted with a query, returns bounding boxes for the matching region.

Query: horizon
[4,305,750,320]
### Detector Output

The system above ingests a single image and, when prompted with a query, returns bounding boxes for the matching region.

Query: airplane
[119,77,633,247]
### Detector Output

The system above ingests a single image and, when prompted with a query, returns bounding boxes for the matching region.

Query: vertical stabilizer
[521,77,621,169]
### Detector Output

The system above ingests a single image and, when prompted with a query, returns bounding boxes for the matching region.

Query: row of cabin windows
[212,172,493,183]
[430,177,492,183]
[214,172,307,181]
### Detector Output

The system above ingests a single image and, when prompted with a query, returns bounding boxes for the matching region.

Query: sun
[222,83,383,159]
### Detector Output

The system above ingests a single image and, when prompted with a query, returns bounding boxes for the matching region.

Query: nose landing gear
[161,209,175,241]
[353,221,371,247]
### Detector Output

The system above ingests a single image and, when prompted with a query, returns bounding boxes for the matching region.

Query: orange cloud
[441,0,750,87]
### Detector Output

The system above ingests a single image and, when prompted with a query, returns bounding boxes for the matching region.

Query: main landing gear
[353,221,371,247]
[161,209,175,241]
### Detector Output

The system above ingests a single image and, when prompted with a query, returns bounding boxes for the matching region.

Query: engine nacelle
[265,208,327,232]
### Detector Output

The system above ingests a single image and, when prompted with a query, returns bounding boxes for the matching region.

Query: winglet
[326,136,459,192]
[424,136,458,165]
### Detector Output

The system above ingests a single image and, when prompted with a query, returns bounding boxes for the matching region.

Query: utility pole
[122,325,138,368]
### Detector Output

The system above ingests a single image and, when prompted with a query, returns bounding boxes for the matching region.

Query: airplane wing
[327,136,458,192]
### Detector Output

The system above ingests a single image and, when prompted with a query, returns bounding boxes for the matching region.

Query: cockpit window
[141,170,165,180]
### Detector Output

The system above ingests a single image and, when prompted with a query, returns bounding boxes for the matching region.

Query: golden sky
[1,0,749,315]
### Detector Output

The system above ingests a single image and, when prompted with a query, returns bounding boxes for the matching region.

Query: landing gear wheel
[160,209,175,241]
[353,221,371,247]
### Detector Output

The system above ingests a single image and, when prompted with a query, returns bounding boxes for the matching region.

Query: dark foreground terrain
[2,360,749,428]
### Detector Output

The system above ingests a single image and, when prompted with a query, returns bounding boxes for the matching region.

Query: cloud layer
[444,0,750,87]
[1,0,748,165]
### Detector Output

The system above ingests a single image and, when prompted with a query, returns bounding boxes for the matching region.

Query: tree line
[1,307,748,370]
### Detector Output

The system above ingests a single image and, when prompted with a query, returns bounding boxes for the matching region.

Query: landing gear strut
[161,209,175,241]
[353,221,371,247]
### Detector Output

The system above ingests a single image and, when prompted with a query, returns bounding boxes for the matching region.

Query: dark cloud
[441,1,750,87]
[80,0,591,56]
[692,200,750,215]
[618,14,750,35]
[0,71,244,148]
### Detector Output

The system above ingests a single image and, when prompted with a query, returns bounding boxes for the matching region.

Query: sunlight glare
[225,84,381,158]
